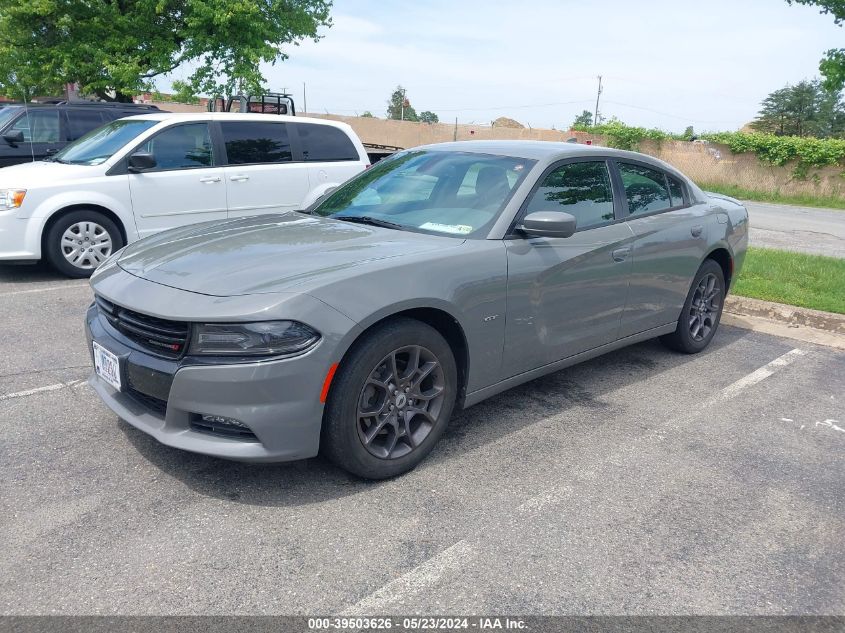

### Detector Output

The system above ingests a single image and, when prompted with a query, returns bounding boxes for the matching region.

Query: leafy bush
[572,120,672,150]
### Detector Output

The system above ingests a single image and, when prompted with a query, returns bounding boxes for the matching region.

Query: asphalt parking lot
[1,263,843,616]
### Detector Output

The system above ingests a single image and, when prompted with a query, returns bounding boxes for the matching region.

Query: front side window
[52,118,158,165]
[142,123,214,170]
[618,163,671,215]
[525,161,615,230]
[10,110,60,143]
[221,121,292,164]
[296,123,358,162]
[313,150,535,238]
[667,175,686,207]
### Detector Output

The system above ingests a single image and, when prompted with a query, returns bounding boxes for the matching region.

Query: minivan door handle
[611,247,631,263]
[199,176,221,183]
[229,174,250,182]
[691,225,703,238]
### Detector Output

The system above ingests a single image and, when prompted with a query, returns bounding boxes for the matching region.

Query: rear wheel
[44,210,123,278]
[660,259,725,354]
[321,317,457,479]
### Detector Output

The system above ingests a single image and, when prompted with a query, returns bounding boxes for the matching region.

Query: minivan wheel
[660,259,725,354]
[321,317,457,479]
[44,210,124,278]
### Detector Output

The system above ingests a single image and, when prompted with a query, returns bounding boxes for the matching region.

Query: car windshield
[51,118,158,165]
[312,150,535,238]
[0,106,21,130]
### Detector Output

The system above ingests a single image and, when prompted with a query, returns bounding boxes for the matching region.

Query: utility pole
[302,82,307,115]
[400,88,406,122]
[593,75,603,126]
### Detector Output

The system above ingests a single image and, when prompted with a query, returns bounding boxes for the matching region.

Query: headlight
[0,189,26,210]
[188,321,320,356]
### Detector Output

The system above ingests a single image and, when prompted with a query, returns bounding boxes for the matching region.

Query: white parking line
[0,283,89,297]
[720,348,806,400]
[0,380,84,402]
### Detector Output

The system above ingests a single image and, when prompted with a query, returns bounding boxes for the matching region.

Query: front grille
[96,295,189,358]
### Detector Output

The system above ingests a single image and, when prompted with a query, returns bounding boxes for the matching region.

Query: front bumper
[0,211,41,260]
[86,303,332,463]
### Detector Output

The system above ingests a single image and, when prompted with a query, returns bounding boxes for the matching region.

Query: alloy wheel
[688,272,721,342]
[356,345,446,460]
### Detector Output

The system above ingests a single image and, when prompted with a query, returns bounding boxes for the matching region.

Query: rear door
[614,161,710,338]
[503,159,635,376]
[219,120,311,218]
[128,121,228,238]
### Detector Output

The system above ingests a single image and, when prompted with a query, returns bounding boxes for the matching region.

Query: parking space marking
[0,379,84,402]
[0,283,89,297]
[720,348,806,400]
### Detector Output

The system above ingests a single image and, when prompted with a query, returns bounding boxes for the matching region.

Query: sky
[166,0,844,133]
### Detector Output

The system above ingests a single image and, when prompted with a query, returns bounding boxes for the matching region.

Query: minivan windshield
[312,150,535,238]
[51,118,158,165]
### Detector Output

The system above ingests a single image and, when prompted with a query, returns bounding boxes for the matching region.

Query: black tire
[321,317,457,479]
[44,210,124,278]
[660,259,725,354]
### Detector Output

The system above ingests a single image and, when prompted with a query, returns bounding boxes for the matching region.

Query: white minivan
[0,113,369,277]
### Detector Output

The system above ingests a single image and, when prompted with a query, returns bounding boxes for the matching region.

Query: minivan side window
[221,121,292,164]
[618,163,672,215]
[525,161,615,230]
[142,123,214,170]
[10,110,60,143]
[296,123,358,162]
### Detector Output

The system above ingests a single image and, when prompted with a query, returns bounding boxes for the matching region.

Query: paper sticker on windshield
[420,222,473,234]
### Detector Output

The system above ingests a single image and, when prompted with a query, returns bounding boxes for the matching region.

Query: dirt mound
[492,117,524,129]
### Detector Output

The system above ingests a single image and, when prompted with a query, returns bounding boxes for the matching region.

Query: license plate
[93,341,121,391]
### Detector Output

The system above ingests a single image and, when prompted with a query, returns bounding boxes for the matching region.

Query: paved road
[1,265,843,615]
[745,201,845,258]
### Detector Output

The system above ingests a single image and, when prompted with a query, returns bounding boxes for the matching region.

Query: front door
[0,109,63,166]
[503,159,635,377]
[128,122,228,238]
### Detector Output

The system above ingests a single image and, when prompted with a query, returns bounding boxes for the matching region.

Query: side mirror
[518,211,577,239]
[127,151,156,172]
[3,130,24,146]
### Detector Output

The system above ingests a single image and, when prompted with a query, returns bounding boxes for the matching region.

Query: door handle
[612,247,631,263]
[229,175,250,182]
[199,176,221,183]
[691,225,703,238]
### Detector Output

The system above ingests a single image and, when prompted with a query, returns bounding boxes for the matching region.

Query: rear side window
[66,110,106,141]
[618,163,671,215]
[221,121,292,164]
[667,175,686,207]
[525,161,615,230]
[296,123,358,162]
[10,110,60,143]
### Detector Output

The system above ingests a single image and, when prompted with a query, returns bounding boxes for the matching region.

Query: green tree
[752,79,844,137]
[419,111,439,123]
[170,80,199,105]
[360,111,374,118]
[386,86,418,121]
[787,1,845,91]
[0,0,332,103]
[683,125,695,140]
[572,110,594,127]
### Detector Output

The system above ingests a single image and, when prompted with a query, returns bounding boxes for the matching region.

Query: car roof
[122,112,352,130]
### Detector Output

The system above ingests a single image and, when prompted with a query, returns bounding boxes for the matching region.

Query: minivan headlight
[189,321,320,356]
[0,189,26,210]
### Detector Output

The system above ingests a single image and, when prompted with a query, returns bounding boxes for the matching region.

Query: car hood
[0,160,103,187]
[116,213,464,297]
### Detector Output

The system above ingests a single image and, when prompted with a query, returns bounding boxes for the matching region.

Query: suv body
[0,102,162,167]
[0,112,369,276]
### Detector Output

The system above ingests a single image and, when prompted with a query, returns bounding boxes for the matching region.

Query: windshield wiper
[335,215,405,231]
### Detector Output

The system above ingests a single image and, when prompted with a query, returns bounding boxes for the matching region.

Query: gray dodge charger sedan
[86,141,748,479]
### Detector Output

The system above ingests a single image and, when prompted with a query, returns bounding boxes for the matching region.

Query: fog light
[201,414,249,429]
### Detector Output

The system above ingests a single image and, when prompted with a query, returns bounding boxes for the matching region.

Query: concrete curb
[724,295,845,335]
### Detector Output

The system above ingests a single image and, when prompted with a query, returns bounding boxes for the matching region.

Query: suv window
[296,123,358,162]
[221,121,292,164]
[525,161,615,230]
[10,110,60,143]
[143,123,214,170]
[618,163,671,215]
[66,109,106,141]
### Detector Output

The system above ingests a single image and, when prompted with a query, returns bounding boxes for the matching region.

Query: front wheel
[44,210,124,278]
[660,259,725,354]
[321,317,457,479]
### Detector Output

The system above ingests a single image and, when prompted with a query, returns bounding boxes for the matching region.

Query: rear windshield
[51,119,157,165]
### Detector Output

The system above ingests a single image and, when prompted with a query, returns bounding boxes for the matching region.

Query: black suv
[0,101,165,167]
